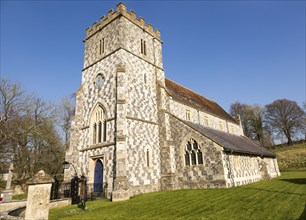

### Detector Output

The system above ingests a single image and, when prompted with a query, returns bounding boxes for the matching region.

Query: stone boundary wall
[0,199,70,213]
[49,199,71,209]
[0,201,26,213]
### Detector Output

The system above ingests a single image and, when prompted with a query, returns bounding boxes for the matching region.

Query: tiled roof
[165,78,238,124]
[185,120,276,157]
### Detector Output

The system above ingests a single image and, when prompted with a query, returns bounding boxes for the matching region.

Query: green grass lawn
[49,171,306,220]
[12,193,27,200]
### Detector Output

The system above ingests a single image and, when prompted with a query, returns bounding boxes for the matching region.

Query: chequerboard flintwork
[64,2,280,202]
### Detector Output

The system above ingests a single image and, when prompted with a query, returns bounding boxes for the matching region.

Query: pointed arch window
[184,139,203,166]
[91,105,107,145]
[145,147,152,168]
[146,149,150,167]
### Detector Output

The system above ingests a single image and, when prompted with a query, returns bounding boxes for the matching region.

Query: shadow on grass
[278,178,306,185]
[241,186,306,196]
[298,204,306,220]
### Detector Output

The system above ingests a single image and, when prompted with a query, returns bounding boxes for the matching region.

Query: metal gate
[50,176,104,203]
[50,176,79,204]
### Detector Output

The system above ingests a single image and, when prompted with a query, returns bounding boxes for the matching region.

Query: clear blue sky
[1,0,305,112]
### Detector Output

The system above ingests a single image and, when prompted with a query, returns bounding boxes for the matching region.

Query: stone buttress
[112,65,129,201]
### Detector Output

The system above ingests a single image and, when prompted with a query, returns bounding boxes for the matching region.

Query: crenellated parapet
[85,2,161,41]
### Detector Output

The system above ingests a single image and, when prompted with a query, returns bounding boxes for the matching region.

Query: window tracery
[91,105,107,145]
[184,139,203,166]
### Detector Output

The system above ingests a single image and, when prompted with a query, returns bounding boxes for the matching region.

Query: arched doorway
[94,160,103,192]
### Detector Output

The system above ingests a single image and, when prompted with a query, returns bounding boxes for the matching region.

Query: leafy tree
[265,99,306,146]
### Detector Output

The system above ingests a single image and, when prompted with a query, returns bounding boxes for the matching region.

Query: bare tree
[248,105,273,147]
[230,102,252,138]
[230,102,273,147]
[58,94,75,149]
[265,99,306,146]
[248,105,265,144]
[0,78,65,180]
[0,78,30,161]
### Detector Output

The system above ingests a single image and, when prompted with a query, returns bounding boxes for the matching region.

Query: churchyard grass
[12,193,27,200]
[49,171,306,220]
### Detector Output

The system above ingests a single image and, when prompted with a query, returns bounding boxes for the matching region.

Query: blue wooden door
[94,160,103,192]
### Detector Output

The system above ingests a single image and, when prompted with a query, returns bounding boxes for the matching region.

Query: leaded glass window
[184,139,204,166]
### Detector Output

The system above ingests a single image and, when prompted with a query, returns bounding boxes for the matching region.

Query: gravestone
[25,170,54,220]
[1,163,14,202]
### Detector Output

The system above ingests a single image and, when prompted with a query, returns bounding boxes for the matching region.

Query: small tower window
[144,74,147,84]
[99,38,105,55]
[141,39,147,55]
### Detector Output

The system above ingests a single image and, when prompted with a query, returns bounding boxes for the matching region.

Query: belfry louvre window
[185,139,203,166]
[92,105,107,144]
[141,39,147,55]
[99,38,105,55]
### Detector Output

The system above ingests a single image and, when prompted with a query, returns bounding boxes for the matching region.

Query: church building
[64,2,280,201]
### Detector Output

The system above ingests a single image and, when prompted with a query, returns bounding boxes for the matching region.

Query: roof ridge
[165,77,212,103]
[184,120,275,157]
[165,77,238,124]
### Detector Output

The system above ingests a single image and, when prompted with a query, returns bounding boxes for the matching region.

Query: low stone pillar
[25,170,54,220]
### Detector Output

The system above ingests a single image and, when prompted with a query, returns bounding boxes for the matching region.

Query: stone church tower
[65,2,280,202]
[65,2,165,201]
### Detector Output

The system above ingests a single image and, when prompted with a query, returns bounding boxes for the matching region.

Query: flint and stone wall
[168,115,226,189]
[169,99,243,136]
[222,153,280,187]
